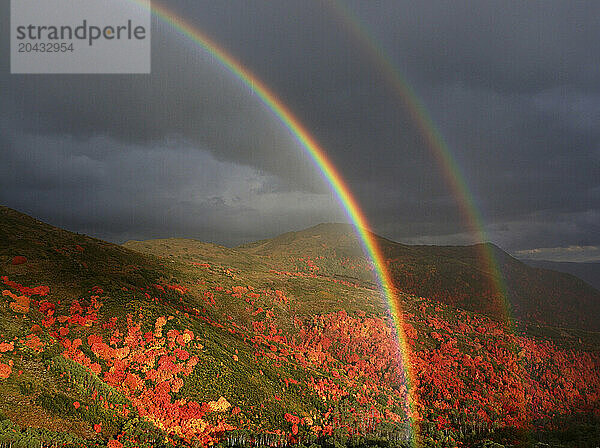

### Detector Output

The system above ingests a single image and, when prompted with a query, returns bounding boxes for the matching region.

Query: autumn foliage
[0,252,598,448]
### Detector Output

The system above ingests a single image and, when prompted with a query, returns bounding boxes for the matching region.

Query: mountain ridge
[233,223,600,331]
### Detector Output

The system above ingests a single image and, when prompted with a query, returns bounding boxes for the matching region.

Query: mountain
[521,259,600,291]
[238,223,600,332]
[1,207,599,448]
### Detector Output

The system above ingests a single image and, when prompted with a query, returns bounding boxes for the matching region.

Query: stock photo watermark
[11,0,151,74]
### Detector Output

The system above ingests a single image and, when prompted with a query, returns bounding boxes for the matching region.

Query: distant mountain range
[520,258,600,291]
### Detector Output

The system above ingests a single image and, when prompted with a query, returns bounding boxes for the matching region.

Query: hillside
[238,224,600,331]
[0,207,599,448]
[0,206,171,296]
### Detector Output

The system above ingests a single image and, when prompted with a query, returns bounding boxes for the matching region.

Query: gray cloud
[0,124,344,244]
[515,245,600,263]
[1,0,598,258]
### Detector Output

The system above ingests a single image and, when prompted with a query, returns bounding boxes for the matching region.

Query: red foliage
[0,342,14,353]
[2,276,49,296]
[25,334,44,351]
[0,362,11,379]
[108,440,123,448]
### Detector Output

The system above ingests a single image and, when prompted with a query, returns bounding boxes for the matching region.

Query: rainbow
[327,1,511,325]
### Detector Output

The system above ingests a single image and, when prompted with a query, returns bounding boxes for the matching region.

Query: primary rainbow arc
[130,1,420,446]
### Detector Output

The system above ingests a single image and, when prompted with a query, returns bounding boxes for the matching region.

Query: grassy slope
[123,236,383,319]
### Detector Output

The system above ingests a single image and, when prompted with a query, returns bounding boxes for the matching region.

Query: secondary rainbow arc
[327,0,511,325]
[129,1,420,446]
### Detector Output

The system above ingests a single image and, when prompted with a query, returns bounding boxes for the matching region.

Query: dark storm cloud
[0,122,344,244]
[1,0,598,258]
[346,0,600,93]
[0,3,325,192]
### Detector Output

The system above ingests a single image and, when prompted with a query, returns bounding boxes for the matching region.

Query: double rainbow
[125,1,510,446]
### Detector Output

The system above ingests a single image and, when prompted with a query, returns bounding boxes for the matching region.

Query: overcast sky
[1,1,599,260]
